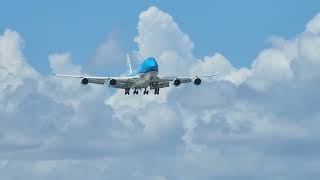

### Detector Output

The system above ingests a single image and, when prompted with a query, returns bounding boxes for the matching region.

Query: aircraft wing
[53,74,138,87]
[158,74,218,85]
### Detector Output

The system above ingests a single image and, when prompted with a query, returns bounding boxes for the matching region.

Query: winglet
[127,54,133,75]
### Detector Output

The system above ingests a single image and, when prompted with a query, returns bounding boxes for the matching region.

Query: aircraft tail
[127,54,133,75]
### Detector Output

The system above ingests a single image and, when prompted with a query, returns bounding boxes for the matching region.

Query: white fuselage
[133,71,158,88]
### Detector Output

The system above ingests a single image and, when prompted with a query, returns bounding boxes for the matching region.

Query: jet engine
[193,77,201,85]
[173,79,181,87]
[81,78,89,85]
[109,79,117,86]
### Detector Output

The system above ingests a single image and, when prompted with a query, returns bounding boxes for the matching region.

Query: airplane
[53,55,217,95]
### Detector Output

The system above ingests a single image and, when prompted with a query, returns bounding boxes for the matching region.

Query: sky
[1,1,319,73]
[1,1,320,180]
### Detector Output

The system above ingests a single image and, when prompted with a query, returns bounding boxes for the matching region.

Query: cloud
[306,13,320,34]
[49,53,82,75]
[246,43,295,91]
[191,53,251,85]
[134,6,194,60]
[0,30,39,93]
[86,30,126,75]
[134,6,195,76]
[1,6,320,180]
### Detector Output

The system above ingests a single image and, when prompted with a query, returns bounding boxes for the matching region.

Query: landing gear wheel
[133,90,139,95]
[143,89,149,95]
[154,88,160,95]
[125,88,130,95]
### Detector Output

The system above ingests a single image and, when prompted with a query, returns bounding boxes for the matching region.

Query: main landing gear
[125,88,130,95]
[124,88,141,95]
[154,88,160,95]
[124,88,159,95]
[133,89,139,95]
[143,88,149,95]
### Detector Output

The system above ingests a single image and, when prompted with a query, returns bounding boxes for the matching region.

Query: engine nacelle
[193,77,201,85]
[81,78,89,85]
[173,79,181,87]
[109,79,117,86]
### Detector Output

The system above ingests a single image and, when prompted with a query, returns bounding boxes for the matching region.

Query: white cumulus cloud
[1,6,320,180]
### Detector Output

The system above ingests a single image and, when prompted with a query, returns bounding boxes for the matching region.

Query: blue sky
[1,0,319,73]
[1,1,320,180]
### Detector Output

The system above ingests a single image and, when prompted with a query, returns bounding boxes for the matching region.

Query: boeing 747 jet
[54,55,217,95]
